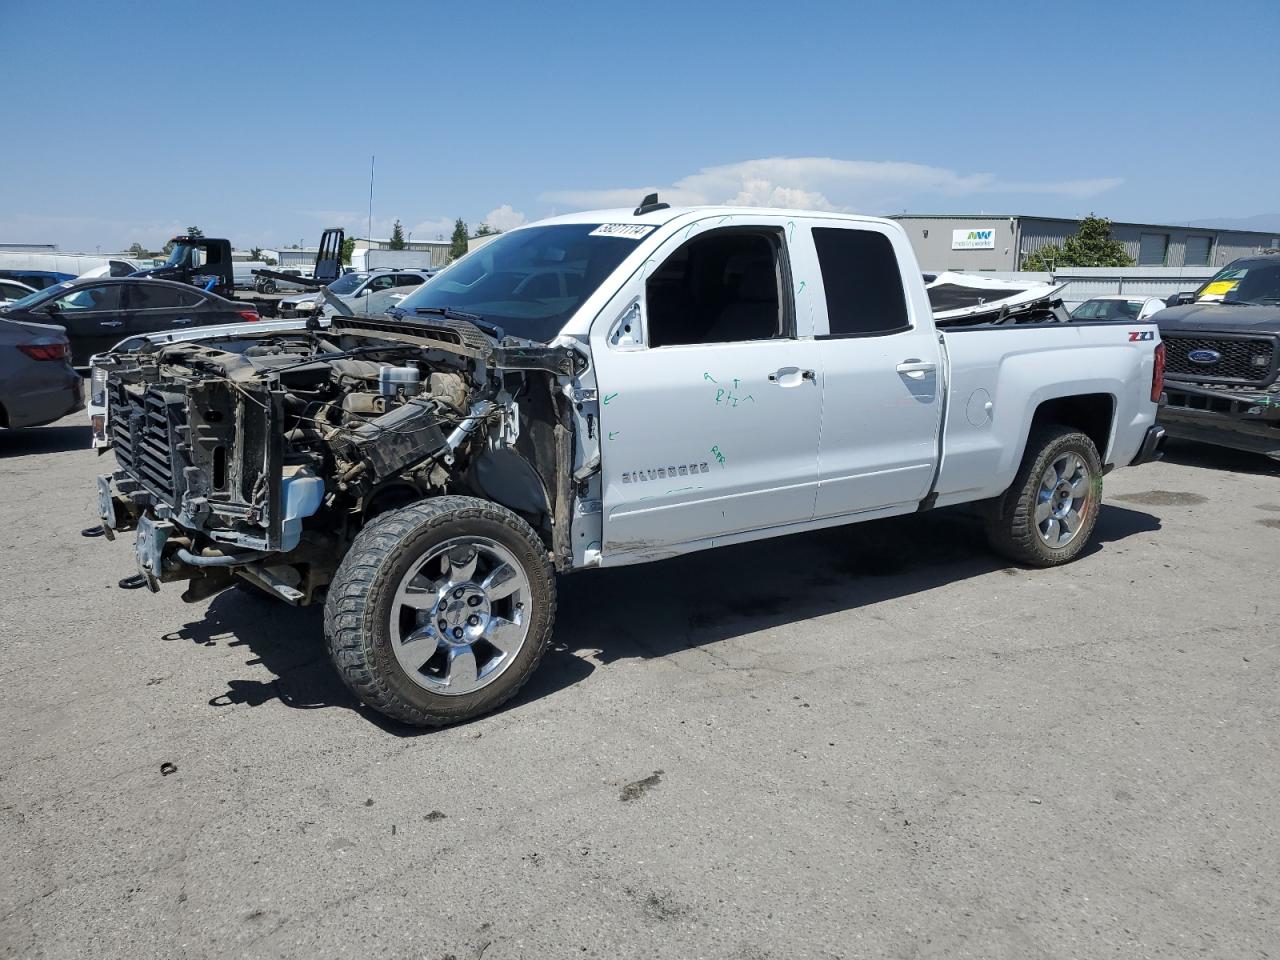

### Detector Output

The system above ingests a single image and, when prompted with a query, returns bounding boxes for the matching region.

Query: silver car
[277,268,433,317]
[320,285,412,319]
[0,316,83,428]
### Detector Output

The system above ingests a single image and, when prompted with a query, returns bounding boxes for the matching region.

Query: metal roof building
[889,214,1280,272]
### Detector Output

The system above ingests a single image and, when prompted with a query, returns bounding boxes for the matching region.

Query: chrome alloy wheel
[389,536,531,696]
[1035,452,1092,548]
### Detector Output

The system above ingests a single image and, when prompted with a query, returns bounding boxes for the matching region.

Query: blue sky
[3,0,1278,252]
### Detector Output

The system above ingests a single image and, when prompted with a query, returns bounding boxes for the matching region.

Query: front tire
[984,425,1102,567]
[324,497,556,727]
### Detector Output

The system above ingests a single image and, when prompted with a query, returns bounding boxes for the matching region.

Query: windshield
[3,281,72,312]
[162,243,200,268]
[327,272,370,295]
[394,223,645,342]
[1197,260,1280,304]
[1072,298,1145,320]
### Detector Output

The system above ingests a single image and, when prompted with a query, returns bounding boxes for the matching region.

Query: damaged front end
[96,316,585,604]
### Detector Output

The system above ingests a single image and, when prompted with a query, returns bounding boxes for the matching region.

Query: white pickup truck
[93,201,1166,727]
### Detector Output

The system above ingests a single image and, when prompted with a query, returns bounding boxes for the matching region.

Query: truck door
[590,218,822,553]
[800,221,944,517]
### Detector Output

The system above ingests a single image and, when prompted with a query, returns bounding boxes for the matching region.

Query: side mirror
[1166,292,1195,307]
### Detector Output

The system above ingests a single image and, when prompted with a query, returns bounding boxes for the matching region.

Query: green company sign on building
[952,228,996,250]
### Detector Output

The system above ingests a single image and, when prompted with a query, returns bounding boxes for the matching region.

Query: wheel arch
[1029,392,1116,465]
[467,447,555,551]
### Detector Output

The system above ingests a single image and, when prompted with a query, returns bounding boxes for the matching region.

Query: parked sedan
[0,316,82,429]
[1070,296,1166,322]
[0,277,259,366]
[0,279,37,305]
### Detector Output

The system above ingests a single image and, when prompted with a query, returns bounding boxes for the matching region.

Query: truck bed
[933,320,1159,506]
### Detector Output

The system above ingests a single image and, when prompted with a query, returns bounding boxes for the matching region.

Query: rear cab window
[810,225,910,337]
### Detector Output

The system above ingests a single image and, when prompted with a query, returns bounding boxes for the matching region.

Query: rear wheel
[324,497,555,727]
[985,425,1102,567]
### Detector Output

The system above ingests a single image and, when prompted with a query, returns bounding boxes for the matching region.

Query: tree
[340,237,355,266]
[1021,214,1134,270]
[249,246,264,260]
[389,219,406,250]
[449,218,469,261]
[162,225,203,257]
[127,242,148,259]
[474,223,500,237]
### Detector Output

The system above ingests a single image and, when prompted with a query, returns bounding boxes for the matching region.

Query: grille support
[109,385,186,504]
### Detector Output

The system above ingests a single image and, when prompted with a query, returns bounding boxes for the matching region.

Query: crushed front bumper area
[96,471,328,603]
[95,370,327,603]
[1159,384,1280,457]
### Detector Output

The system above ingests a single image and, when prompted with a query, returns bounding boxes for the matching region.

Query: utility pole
[367,155,375,246]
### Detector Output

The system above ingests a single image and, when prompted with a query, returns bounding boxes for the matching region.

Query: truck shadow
[173,504,1159,734]
[0,424,92,457]
[550,504,1161,668]
[1158,438,1280,477]
[168,586,594,735]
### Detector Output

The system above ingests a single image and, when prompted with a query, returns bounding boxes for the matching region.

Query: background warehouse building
[890,214,1280,272]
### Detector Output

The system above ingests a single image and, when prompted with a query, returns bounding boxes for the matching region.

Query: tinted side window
[129,284,187,309]
[812,228,908,337]
[53,284,123,311]
[395,275,424,287]
[646,228,789,348]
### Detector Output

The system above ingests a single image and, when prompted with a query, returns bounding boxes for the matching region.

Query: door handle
[896,359,936,379]
[172,318,194,325]
[767,367,814,387]
[98,320,123,328]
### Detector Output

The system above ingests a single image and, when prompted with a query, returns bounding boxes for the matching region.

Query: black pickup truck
[1156,253,1280,457]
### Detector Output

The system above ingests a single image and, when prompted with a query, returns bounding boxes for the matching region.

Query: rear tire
[984,425,1102,567]
[324,497,555,727]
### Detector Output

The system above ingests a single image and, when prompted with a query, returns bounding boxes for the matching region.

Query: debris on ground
[620,770,664,802]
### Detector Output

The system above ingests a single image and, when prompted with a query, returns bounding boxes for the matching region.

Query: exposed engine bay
[95,316,587,604]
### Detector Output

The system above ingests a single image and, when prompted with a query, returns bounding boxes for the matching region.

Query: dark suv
[1156,253,1280,456]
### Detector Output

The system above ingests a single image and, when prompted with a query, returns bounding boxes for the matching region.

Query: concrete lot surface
[1,414,1277,959]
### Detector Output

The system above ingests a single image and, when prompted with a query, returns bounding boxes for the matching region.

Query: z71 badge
[1128,330,1155,341]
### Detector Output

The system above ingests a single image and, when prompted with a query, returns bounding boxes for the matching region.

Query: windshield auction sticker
[589,224,657,240]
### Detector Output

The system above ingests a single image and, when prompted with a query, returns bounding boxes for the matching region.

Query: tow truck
[131,229,345,317]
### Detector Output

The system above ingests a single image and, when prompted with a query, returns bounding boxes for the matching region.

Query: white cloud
[481,204,527,232]
[408,217,456,242]
[303,210,403,242]
[540,156,1123,213]
[0,213,196,253]
[303,210,521,243]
